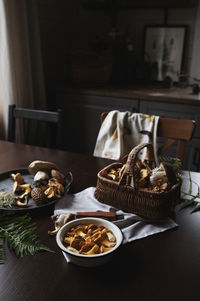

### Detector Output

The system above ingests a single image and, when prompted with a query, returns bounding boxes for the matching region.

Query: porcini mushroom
[34,171,49,187]
[28,160,58,175]
[48,213,73,235]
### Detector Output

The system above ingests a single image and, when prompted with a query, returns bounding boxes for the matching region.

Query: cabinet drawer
[58,94,139,113]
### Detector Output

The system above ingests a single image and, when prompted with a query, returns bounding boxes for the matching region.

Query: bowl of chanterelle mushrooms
[56,217,123,267]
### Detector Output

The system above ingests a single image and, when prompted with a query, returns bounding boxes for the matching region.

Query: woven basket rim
[97,159,182,196]
[95,143,181,219]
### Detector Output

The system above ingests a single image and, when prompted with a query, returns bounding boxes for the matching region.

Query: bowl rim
[56,217,123,258]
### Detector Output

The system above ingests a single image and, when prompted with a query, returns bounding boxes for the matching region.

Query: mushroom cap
[34,171,49,182]
[34,171,49,187]
[28,160,58,175]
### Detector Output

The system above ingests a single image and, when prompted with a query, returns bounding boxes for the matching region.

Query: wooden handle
[119,143,155,189]
[76,211,116,221]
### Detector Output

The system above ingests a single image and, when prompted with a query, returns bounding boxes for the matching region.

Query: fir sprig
[0,212,53,263]
[158,156,182,172]
[158,157,200,213]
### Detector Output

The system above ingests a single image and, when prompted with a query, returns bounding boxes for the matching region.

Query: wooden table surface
[0,140,200,301]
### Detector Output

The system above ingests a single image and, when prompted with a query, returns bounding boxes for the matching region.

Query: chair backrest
[100,112,195,164]
[8,104,63,149]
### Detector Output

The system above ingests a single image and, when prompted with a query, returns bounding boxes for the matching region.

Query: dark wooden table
[0,140,200,301]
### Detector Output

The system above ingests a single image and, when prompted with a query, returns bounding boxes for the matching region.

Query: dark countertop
[56,84,200,106]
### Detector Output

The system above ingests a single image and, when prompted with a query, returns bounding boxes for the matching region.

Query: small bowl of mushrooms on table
[56,217,123,267]
[0,160,72,210]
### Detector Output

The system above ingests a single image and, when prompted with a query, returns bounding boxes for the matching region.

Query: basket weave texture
[95,143,181,220]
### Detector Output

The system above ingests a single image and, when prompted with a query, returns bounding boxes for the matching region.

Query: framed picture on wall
[144,25,187,82]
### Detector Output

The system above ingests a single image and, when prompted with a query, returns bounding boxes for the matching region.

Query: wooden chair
[8,104,63,149]
[100,112,195,164]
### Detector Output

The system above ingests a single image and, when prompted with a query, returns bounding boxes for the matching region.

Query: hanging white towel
[93,111,159,164]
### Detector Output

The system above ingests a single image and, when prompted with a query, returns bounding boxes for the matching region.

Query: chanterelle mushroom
[16,196,29,207]
[11,173,24,185]
[44,178,64,199]
[14,184,31,207]
[11,173,25,193]
[51,169,65,185]
[102,239,116,248]
[83,244,99,255]
[17,184,31,197]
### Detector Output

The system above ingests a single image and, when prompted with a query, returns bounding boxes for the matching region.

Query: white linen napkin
[93,111,159,165]
[55,187,178,262]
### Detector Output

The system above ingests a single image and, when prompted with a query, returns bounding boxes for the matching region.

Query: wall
[190,1,200,80]
[118,7,197,72]
[37,0,111,105]
[36,0,199,102]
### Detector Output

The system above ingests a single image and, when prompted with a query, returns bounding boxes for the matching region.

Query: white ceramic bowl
[56,217,123,267]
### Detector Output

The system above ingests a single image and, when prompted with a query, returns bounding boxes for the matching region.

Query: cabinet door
[186,138,200,172]
[56,93,139,155]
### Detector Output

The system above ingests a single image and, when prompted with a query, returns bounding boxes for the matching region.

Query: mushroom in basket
[105,157,178,193]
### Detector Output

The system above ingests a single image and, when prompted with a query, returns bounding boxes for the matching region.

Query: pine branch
[158,156,182,172]
[0,212,53,263]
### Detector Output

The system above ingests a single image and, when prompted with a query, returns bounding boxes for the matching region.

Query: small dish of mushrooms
[0,160,72,210]
[56,217,123,267]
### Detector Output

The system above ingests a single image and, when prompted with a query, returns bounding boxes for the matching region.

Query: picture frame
[144,25,187,82]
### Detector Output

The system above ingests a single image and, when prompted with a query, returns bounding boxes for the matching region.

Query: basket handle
[118,143,155,188]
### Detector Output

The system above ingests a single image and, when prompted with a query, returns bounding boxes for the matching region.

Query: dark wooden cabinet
[56,92,139,155]
[56,88,200,171]
[186,139,200,171]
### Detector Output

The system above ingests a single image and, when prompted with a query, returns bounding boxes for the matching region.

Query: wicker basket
[94,143,181,220]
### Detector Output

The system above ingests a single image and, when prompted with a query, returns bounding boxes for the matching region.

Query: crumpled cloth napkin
[93,111,159,166]
[54,187,178,248]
